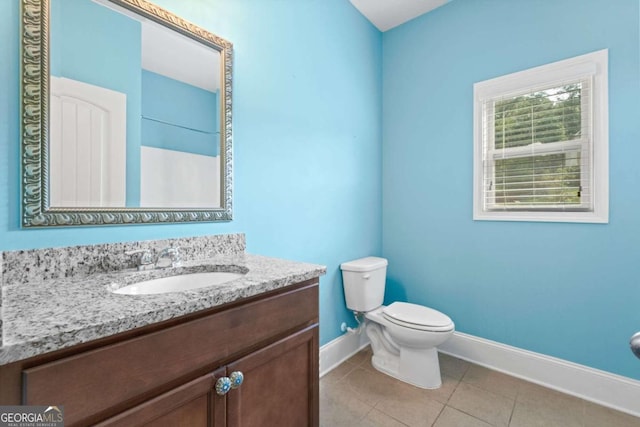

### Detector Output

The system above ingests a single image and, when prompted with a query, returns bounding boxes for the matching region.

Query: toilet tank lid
[340,257,388,272]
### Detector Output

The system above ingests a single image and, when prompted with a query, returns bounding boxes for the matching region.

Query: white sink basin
[113,271,245,295]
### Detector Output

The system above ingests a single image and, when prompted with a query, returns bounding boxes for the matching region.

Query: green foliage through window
[489,82,585,208]
[494,153,581,206]
[494,84,582,149]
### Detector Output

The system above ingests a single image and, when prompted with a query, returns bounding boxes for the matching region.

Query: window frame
[473,49,609,223]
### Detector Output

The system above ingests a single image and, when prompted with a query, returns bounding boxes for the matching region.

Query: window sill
[473,210,608,223]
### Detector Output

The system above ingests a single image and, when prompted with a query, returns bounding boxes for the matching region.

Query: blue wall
[6,0,635,382]
[0,0,382,346]
[382,0,640,379]
[50,0,142,206]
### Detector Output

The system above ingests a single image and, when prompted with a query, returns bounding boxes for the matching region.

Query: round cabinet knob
[215,376,232,396]
[230,371,244,389]
[631,332,640,359]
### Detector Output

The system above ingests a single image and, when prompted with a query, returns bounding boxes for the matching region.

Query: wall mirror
[21,0,233,227]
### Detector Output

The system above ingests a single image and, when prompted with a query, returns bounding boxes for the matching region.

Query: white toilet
[340,256,454,389]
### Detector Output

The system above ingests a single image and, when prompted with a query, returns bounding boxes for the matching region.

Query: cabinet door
[226,326,319,427]
[96,368,226,427]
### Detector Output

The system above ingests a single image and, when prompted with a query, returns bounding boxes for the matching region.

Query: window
[473,50,608,223]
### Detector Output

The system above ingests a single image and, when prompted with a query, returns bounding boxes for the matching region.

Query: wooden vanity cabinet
[97,367,226,427]
[226,326,318,427]
[0,279,319,427]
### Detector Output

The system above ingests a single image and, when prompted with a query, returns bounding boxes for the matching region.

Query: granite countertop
[0,253,326,365]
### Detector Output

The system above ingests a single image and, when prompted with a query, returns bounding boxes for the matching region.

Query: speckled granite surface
[0,235,326,365]
[1,234,246,286]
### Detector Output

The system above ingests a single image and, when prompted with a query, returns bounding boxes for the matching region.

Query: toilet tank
[340,257,388,312]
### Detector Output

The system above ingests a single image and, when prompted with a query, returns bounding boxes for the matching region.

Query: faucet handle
[168,246,182,267]
[125,249,154,270]
[156,246,182,268]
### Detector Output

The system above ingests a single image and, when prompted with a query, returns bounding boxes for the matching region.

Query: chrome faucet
[126,247,182,270]
[155,246,182,269]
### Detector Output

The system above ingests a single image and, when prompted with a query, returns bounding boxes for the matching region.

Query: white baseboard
[439,331,640,417]
[319,331,370,377]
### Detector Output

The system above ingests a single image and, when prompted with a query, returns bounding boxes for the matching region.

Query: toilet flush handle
[363,274,371,280]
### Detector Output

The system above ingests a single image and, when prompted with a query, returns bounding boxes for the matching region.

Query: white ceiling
[94,0,220,92]
[141,22,220,92]
[349,0,449,32]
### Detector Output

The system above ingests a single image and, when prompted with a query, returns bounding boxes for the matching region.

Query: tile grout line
[429,402,447,427]
[370,404,412,427]
[506,393,517,427]
[446,405,497,427]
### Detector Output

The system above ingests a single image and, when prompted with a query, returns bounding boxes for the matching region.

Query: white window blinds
[482,79,592,211]
[473,49,609,223]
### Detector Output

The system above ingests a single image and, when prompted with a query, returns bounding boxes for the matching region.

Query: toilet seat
[382,302,454,332]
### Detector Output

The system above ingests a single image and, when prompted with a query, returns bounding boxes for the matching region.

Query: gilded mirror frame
[21,0,233,227]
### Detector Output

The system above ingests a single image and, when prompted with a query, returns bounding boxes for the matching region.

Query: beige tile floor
[320,347,640,427]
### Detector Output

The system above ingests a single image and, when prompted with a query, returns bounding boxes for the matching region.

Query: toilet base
[370,346,442,389]
[365,321,444,389]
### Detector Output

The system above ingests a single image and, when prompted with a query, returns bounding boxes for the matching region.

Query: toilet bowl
[340,257,454,389]
[365,302,454,389]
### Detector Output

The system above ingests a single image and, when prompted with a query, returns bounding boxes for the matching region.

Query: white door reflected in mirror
[50,77,127,207]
